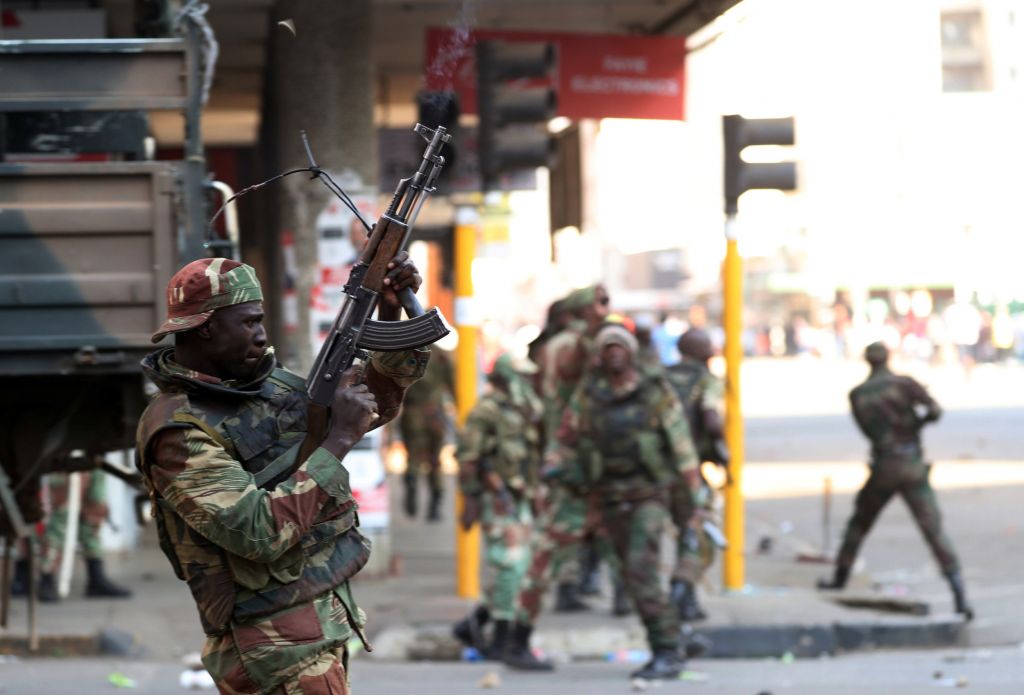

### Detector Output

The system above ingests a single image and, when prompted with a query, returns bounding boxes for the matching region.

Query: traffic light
[723,115,797,215]
[416,90,459,182]
[476,40,558,192]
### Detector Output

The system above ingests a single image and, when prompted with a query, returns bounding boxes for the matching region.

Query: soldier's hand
[380,251,423,311]
[460,495,481,531]
[327,366,379,448]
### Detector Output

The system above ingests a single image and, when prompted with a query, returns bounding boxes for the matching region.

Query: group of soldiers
[449,284,975,682]
[451,284,729,680]
[6,253,969,694]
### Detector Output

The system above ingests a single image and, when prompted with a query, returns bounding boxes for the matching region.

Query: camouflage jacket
[136,346,427,691]
[665,357,725,463]
[557,366,699,498]
[456,384,543,498]
[849,365,941,465]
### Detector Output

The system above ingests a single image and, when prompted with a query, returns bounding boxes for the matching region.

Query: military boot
[452,604,490,652]
[502,622,554,671]
[427,490,442,522]
[554,582,589,612]
[85,558,132,598]
[9,559,29,597]
[37,573,60,603]
[945,571,974,621]
[670,579,706,622]
[402,474,418,518]
[816,564,850,590]
[630,647,684,681]
[577,544,601,596]
[611,579,632,617]
[483,619,510,661]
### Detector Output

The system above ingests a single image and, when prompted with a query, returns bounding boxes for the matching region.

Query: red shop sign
[425,28,687,121]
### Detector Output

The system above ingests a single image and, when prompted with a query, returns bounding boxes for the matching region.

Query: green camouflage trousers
[42,471,108,574]
[480,493,533,621]
[837,462,960,574]
[603,494,680,651]
[203,642,350,695]
[668,482,715,583]
[515,485,604,624]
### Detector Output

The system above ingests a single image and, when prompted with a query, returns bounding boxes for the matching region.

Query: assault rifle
[255,123,452,488]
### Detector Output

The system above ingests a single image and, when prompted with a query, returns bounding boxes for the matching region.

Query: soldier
[136,256,428,694]
[818,342,973,620]
[505,324,702,681]
[397,347,455,521]
[665,328,728,622]
[534,285,611,613]
[452,354,543,659]
[11,457,133,602]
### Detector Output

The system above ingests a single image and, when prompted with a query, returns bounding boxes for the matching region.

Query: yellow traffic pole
[454,205,481,599]
[722,215,745,591]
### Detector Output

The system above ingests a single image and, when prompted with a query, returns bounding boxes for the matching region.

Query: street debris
[679,670,710,682]
[107,672,136,689]
[476,670,501,688]
[606,649,650,664]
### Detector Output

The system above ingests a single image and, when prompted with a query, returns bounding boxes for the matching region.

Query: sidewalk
[2,470,1019,665]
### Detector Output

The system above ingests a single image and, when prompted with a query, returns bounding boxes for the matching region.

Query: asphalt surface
[1,647,1022,694]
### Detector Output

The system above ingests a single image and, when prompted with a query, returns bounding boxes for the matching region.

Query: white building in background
[593,0,1024,317]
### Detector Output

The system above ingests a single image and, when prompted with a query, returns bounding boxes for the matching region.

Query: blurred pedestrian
[452,355,543,659]
[397,346,455,521]
[664,328,728,622]
[818,342,973,620]
[505,324,701,681]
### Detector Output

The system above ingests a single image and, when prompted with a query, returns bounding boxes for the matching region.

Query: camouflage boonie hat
[151,258,263,343]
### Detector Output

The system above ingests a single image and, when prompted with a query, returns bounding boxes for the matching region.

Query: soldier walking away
[452,354,543,660]
[817,342,973,620]
[397,346,455,521]
[665,328,728,623]
[504,324,702,681]
[136,257,428,694]
[11,457,132,602]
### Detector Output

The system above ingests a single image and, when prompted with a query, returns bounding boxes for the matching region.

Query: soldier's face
[601,343,632,374]
[204,302,268,381]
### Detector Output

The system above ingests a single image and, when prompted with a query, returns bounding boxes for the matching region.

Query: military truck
[0,10,225,617]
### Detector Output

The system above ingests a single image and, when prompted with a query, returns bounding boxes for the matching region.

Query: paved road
[2,647,1021,694]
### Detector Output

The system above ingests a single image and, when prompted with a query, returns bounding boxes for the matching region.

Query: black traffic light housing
[476,40,558,192]
[416,90,460,182]
[723,115,797,215]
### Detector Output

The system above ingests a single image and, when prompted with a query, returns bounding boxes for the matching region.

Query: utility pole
[454,205,480,599]
[721,114,797,590]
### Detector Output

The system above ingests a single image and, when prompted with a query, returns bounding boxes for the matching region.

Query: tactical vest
[137,367,370,636]
[584,374,674,484]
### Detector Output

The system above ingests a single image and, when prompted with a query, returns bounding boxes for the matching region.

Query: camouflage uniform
[664,356,725,584]
[136,258,429,693]
[456,356,543,621]
[397,348,454,517]
[836,364,960,575]
[517,344,699,654]
[40,469,108,574]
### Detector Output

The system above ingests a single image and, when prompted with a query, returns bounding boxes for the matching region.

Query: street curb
[367,617,967,661]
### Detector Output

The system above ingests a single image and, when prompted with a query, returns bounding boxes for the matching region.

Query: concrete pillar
[267,0,376,372]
